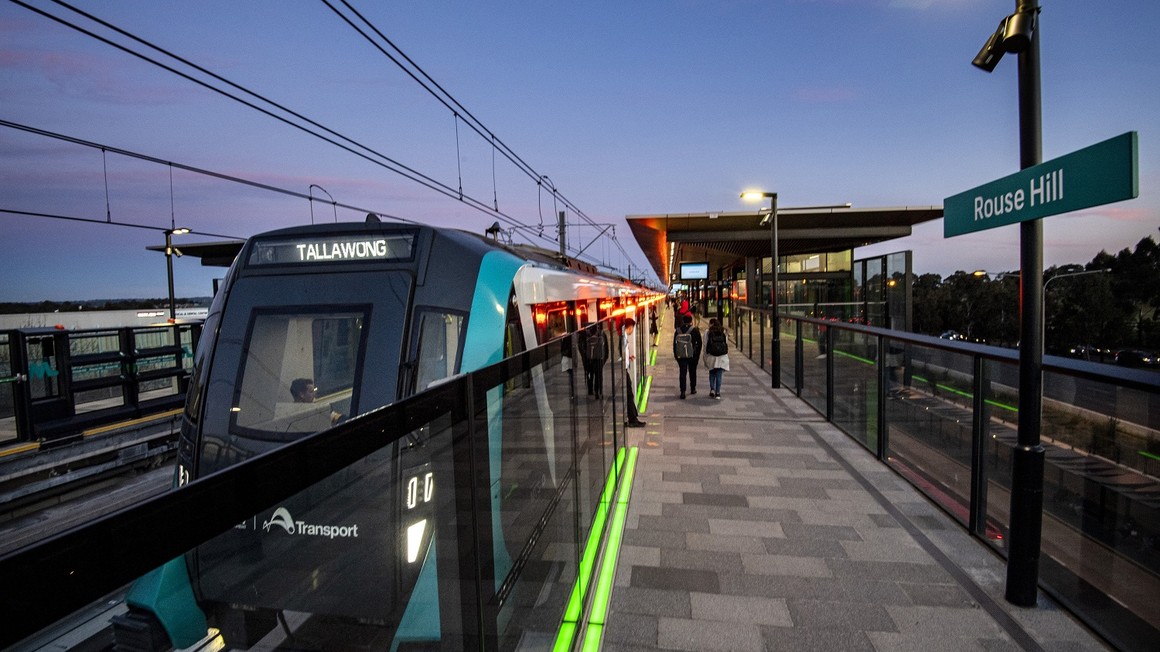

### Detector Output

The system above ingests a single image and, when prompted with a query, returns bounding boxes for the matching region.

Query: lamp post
[972,0,1043,607]
[741,191,779,389]
[164,227,190,323]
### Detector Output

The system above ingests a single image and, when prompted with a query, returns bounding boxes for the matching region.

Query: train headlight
[406,520,427,563]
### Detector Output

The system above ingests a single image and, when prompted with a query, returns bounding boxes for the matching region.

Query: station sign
[944,131,1138,238]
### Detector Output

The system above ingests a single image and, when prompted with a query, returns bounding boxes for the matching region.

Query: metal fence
[1,323,200,444]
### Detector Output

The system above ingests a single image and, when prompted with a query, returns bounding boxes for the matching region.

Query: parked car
[1114,350,1157,368]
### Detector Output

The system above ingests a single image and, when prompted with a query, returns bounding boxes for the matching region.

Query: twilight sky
[1,0,1157,301]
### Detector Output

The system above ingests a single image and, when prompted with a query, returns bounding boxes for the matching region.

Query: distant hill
[0,298,213,314]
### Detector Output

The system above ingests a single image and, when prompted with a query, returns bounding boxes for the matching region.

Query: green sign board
[944,131,1138,238]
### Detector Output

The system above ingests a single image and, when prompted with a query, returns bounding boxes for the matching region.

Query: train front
[124,222,443,650]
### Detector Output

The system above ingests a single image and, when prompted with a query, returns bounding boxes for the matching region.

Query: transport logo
[262,507,296,534]
[260,506,360,539]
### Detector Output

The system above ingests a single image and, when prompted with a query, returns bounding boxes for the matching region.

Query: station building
[626,205,942,331]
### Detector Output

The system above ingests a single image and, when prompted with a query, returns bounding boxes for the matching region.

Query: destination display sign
[944,131,1138,238]
[249,233,415,265]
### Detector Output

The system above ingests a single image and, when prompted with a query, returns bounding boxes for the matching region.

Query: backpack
[674,328,694,359]
[706,329,728,356]
[586,332,607,360]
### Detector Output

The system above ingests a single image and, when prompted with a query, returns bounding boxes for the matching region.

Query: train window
[231,310,366,438]
[412,310,464,391]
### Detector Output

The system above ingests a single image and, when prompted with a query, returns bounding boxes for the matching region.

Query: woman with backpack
[703,318,730,399]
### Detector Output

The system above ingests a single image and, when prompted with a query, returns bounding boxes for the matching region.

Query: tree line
[0,297,212,315]
[911,235,1160,355]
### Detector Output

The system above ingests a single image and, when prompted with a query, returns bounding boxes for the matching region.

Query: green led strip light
[581,446,639,652]
[649,348,657,366]
[800,341,1022,415]
[910,375,1018,413]
[553,446,626,651]
[638,375,653,414]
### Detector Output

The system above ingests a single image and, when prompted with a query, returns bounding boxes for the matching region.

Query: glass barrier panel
[484,347,581,648]
[192,413,460,650]
[778,315,794,388]
[830,329,878,450]
[134,327,177,350]
[1036,368,1160,640]
[69,330,120,357]
[799,321,827,414]
[180,326,197,371]
[74,386,125,414]
[575,326,616,567]
[884,341,981,531]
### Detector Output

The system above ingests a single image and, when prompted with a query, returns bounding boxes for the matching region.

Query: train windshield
[232,310,366,437]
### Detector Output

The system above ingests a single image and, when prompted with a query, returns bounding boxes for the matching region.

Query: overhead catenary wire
[13,0,652,278]
[19,0,539,241]
[0,119,414,226]
[322,0,647,270]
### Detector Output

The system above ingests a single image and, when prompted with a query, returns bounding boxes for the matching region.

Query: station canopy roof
[626,205,943,284]
[146,240,246,267]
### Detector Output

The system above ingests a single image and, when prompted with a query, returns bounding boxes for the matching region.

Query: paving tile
[637,514,710,533]
[681,491,749,507]
[762,536,849,559]
[686,531,767,554]
[632,565,720,593]
[617,544,661,569]
[839,579,913,605]
[718,573,847,601]
[741,553,833,578]
[603,611,659,647]
[708,518,786,539]
[657,617,765,652]
[659,548,744,575]
[608,586,691,618]
[760,625,878,652]
[787,599,898,632]
[690,591,792,626]
[623,528,689,550]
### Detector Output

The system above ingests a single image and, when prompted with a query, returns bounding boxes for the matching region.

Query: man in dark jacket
[673,314,702,399]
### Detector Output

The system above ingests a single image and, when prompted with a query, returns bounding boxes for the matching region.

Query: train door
[15,329,71,436]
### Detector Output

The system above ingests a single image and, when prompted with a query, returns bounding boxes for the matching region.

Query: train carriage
[119,217,653,650]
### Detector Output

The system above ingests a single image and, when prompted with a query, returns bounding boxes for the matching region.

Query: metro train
[118,217,655,650]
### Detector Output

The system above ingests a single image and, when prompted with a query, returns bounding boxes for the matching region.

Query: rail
[732,304,1160,652]
[0,319,639,650]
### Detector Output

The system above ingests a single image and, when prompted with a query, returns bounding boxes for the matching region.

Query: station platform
[602,315,1108,651]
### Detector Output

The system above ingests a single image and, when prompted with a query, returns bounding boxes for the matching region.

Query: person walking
[673,313,702,399]
[622,318,645,427]
[703,318,730,399]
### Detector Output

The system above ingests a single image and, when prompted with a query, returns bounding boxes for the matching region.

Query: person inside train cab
[290,377,343,424]
[291,377,318,403]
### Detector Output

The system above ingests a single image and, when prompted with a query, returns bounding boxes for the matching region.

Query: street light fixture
[741,191,780,389]
[164,227,190,323]
[1043,268,1112,291]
